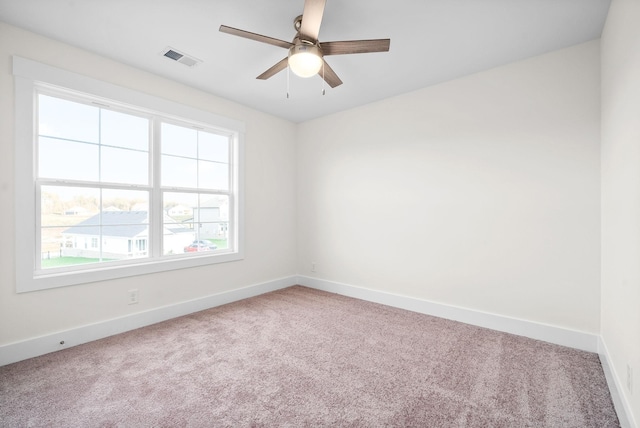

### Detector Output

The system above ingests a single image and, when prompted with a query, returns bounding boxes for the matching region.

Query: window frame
[13,56,245,293]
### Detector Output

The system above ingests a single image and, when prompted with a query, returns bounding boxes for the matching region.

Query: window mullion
[150,117,163,258]
[34,183,43,271]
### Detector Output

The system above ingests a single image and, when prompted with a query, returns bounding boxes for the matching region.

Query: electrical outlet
[627,364,633,395]
[311,262,317,273]
[128,289,139,305]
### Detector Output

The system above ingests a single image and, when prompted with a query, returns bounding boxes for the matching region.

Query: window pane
[41,186,100,269]
[101,146,148,185]
[195,194,229,250]
[198,160,229,191]
[162,155,197,188]
[98,192,149,260]
[163,192,197,255]
[38,94,99,144]
[39,136,99,181]
[161,122,197,158]
[199,132,229,163]
[41,186,99,225]
[160,124,230,191]
[101,109,149,151]
[40,187,150,269]
[162,193,229,254]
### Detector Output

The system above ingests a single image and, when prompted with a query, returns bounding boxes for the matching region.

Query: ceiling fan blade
[321,39,391,55]
[219,25,293,49]
[320,60,343,88]
[256,57,289,80]
[299,0,326,41]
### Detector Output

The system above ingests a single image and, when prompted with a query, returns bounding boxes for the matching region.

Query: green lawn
[209,239,228,249]
[42,240,228,269]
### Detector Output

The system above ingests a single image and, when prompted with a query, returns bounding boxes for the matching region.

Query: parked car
[184,240,217,253]
[193,240,217,250]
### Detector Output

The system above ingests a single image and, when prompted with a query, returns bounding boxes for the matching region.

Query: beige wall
[4,17,636,424]
[0,22,298,345]
[297,41,602,333]
[601,0,640,424]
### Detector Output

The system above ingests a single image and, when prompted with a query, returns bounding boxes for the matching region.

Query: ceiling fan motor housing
[289,43,322,57]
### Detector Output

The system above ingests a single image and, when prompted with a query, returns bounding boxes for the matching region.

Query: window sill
[19,250,244,293]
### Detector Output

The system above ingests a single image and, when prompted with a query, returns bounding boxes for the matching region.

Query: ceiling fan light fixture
[219,0,390,88]
[288,44,323,78]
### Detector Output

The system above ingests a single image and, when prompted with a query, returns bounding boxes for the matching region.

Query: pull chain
[286,66,290,99]
[322,61,326,96]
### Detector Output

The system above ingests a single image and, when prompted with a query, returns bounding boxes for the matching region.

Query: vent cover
[161,47,202,67]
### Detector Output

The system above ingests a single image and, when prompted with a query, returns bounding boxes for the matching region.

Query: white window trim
[13,56,245,293]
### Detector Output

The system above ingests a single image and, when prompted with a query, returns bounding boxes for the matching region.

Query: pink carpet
[0,286,620,427]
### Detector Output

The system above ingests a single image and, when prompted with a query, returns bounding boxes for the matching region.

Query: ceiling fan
[219,0,390,88]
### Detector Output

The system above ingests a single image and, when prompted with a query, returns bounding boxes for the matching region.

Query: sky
[38,93,230,212]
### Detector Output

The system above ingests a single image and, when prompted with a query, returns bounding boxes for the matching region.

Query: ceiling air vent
[161,47,202,67]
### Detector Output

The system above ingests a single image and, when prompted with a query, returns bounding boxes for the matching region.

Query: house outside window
[13,57,245,292]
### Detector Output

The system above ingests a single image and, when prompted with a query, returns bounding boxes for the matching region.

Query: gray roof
[164,224,193,235]
[63,211,149,238]
[64,211,194,238]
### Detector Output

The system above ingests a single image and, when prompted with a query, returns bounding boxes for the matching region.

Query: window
[13,57,245,292]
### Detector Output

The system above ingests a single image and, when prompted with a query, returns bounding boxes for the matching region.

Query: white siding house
[192,198,229,239]
[62,211,194,259]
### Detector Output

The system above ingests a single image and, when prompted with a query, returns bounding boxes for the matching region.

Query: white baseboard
[599,337,637,428]
[2,275,600,363]
[0,276,296,367]
[297,275,599,353]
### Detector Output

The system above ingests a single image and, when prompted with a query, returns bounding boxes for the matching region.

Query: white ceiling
[0,0,611,123]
